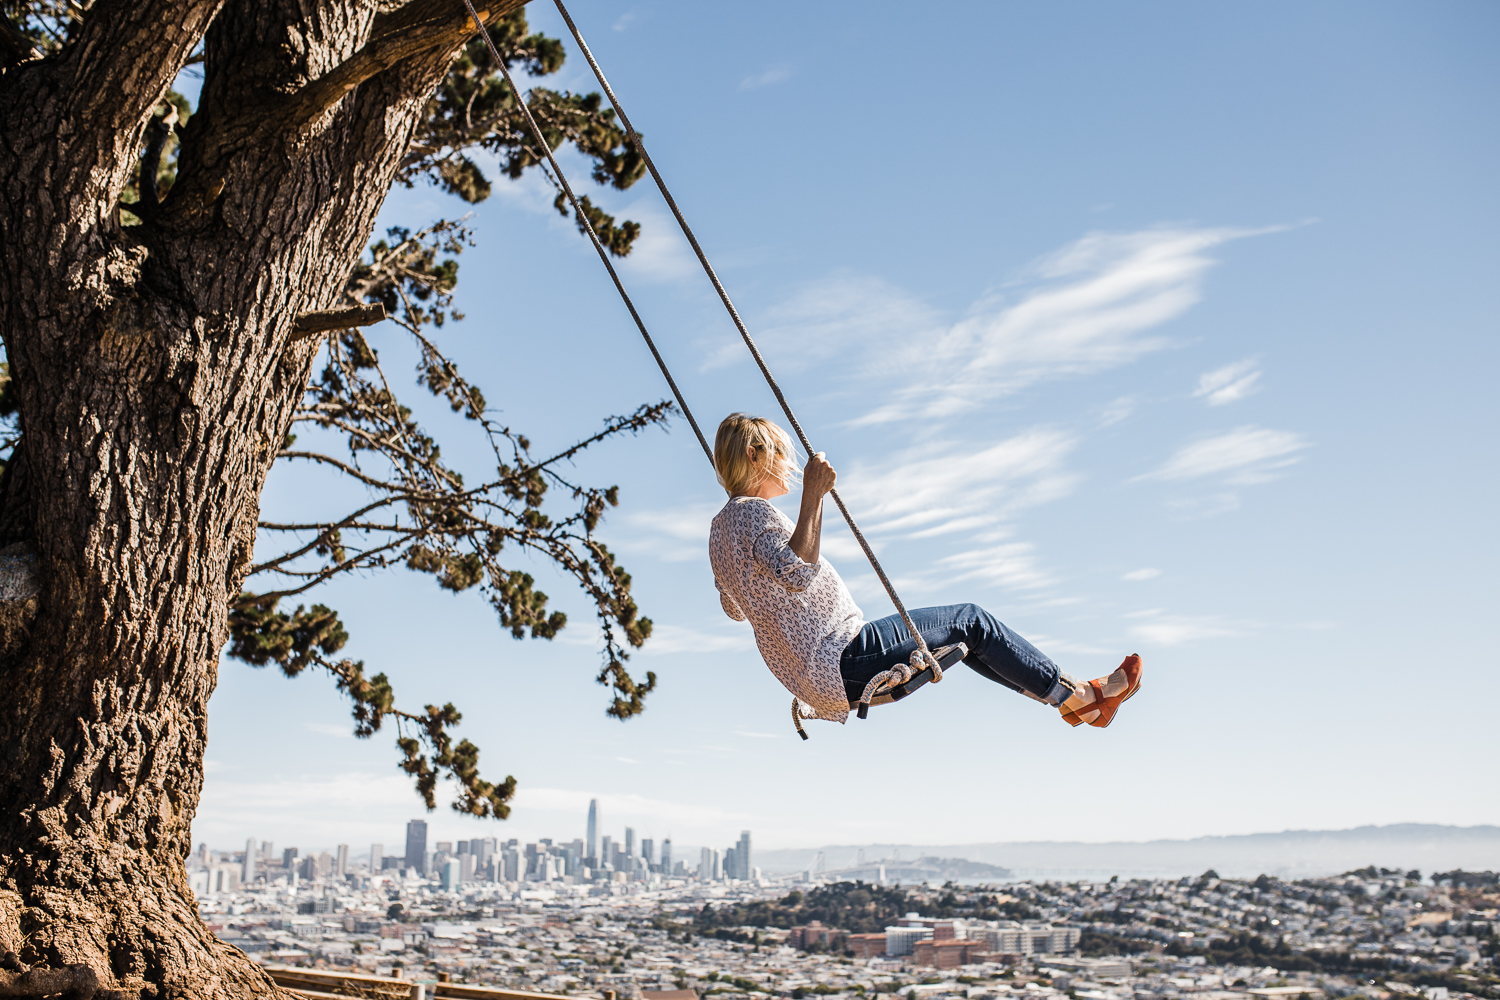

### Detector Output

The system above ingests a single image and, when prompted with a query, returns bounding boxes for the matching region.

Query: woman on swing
[708,413,1142,729]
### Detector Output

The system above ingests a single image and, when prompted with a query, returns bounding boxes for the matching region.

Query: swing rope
[460,0,943,713]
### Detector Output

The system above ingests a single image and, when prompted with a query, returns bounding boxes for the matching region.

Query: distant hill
[755,824,1500,880]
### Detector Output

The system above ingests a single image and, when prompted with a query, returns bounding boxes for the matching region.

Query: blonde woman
[707,413,1142,729]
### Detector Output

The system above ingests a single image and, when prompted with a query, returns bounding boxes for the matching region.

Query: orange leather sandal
[1060,654,1143,728]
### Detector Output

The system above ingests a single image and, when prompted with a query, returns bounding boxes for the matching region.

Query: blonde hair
[714,413,799,496]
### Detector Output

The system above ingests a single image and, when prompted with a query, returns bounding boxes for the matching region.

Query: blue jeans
[839,603,1074,707]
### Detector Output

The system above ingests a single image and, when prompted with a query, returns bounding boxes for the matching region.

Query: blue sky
[195,0,1499,861]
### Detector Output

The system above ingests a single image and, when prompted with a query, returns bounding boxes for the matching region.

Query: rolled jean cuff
[1041,672,1077,707]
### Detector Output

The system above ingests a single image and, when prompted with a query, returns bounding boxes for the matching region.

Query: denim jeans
[839,603,1074,707]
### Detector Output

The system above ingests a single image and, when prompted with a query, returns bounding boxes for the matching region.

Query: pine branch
[283,0,529,134]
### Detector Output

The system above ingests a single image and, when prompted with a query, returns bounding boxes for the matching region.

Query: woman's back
[709,496,862,722]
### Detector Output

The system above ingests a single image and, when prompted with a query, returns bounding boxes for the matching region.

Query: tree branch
[284,0,531,133]
[0,17,42,65]
[55,0,219,145]
[134,103,179,221]
[291,302,386,340]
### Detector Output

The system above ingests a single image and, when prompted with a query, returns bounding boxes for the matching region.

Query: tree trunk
[0,1,526,995]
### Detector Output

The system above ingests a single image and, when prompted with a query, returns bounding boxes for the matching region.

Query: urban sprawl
[192,805,1499,1000]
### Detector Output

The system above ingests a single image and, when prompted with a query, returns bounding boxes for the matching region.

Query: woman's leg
[839,603,1076,707]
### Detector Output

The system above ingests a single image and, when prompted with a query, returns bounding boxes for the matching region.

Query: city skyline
[201,800,755,887]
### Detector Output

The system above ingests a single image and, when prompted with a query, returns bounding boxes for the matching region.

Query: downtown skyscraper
[405,819,427,874]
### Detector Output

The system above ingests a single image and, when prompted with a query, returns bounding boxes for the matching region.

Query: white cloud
[848,226,1276,426]
[702,272,941,372]
[1140,426,1311,485]
[933,539,1053,591]
[833,427,1081,540]
[1125,610,1248,646]
[1194,358,1262,405]
[614,201,700,283]
[613,12,636,31]
[636,623,754,656]
[740,65,793,90]
[617,502,720,562]
[1122,567,1161,581]
[302,722,355,739]
[1166,492,1242,519]
[1099,396,1136,427]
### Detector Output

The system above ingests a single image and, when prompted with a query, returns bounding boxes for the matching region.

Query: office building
[642,838,654,869]
[624,827,635,862]
[404,819,427,874]
[283,847,299,870]
[586,799,598,863]
[440,857,461,891]
[721,831,749,880]
[335,844,349,877]
[660,838,672,875]
[242,837,257,884]
[370,843,383,872]
[600,835,613,870]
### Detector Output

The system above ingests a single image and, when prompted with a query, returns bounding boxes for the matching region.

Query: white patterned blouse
[708,496,864,723]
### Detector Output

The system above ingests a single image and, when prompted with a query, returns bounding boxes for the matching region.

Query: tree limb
[0,17,42,65]
[54,0,219,146]
[134,103,179,221]
[291,302,386,340]
[284,0,531,133]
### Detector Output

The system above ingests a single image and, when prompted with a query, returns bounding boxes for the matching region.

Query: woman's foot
[1060,654,1143,728]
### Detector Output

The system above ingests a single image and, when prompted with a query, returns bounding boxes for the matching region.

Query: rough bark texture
[0,1,527,996]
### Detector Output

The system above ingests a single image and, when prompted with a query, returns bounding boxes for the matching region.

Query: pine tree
[0,1,667,994]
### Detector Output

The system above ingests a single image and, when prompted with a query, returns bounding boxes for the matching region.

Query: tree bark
[0,1,527,996]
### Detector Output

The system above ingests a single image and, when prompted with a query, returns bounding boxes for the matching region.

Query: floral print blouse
[709,496,864,723]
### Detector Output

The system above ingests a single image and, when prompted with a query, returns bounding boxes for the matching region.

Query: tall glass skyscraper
[586,799,598,863]
[404,819,428,874]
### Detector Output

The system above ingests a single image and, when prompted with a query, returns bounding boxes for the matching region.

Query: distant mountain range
[755,824,1500,881]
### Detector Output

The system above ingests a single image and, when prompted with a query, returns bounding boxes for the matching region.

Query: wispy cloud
[614,201,700,283]
[618,502,720,562]
[637,624,754,656]
[702,272,941,372]
[1099,396,1137,427]
[1165,492,1242,520]
[834,427,1081,540]
[302,722,355,739]
[849,226,1276,426]
[1194,358,1262,405]
[613,11,635,31]
[1124,609,1249,646]
[1122,567,1161,581]
[933,538,1053,591]
[1139,426,1311,485]
[740,65,793,90]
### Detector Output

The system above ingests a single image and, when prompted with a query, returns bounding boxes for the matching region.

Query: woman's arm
[789,452,837,565]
